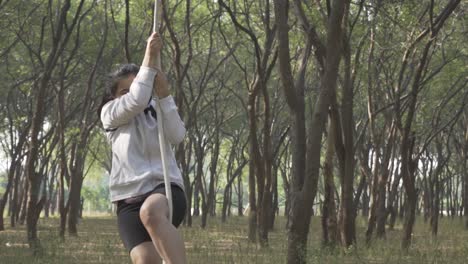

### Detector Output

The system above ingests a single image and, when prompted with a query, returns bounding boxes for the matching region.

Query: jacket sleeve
[158,96,186,145]
[101,66,157,130]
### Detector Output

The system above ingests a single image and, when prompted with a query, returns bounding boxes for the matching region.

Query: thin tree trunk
[194,141,205,218]
[337,22,356,246]
[275,0,347,261]
[0,159,20,231]
[222,160,247,222]
[259,78,273,247]
[10,163,22,228]
[238,169,243,217]
[269,165,279,230]
[19,176,28,225]
[248,145,257,242]
[42,175,49,218]
[322,117,338,246]
[201,121,220,228]
[68,164,84,236]
[388,163,402,230]
[430,171,440,237]
[57,78,69,237]
[25,0,84,250]
[376,126,397,239]
[365,145,380,244]
[362,185,369,217]
[463,125,468,228]
[221,143,235,223]
[124,0,131,63]
[68,6,107,235]
[399,0,460,250]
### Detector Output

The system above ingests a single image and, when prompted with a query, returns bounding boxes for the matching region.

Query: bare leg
[140,193,187,264]
[130,241,162,264]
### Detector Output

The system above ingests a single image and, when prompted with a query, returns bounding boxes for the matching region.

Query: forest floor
[0,215,467,263]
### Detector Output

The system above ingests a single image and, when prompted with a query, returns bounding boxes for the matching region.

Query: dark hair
[98,64,140,118]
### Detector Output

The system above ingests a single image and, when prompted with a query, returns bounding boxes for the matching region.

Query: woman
[99,32,187,264]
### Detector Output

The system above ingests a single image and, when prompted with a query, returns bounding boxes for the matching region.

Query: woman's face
[115,75,136,98]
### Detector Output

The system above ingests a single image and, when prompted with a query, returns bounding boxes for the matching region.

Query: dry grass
[0,215,468,263]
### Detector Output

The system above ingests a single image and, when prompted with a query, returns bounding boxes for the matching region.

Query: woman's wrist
[142,57,157,69]
[154,70,170,98]
[142,50,161,69]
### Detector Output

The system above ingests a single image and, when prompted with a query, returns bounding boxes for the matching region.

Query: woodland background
[0,0,467,263]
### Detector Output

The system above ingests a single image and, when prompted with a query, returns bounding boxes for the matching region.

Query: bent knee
[140,207,167,227]
[139,196,169,227]
[132,252,153,264]
[131,244,161,264]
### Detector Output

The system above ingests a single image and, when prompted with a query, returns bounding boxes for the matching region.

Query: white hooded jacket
[101,66,185,202]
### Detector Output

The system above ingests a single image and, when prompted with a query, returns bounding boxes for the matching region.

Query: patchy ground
[1,215,468,263]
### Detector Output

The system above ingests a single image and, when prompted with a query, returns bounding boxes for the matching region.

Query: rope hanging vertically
[153,0,173,226]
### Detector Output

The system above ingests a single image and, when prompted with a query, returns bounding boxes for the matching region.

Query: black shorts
[116,184,187,252]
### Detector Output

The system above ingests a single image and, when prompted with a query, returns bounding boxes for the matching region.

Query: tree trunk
[44,168,55,219]
[222,160,247,222]
[10,164,22,228]
[401,151,418,246]
[322,117,338,246]
[398,0,460,250]
[185,187,193,227]
[24,0,84,250]
[362,185,369,217]
[337,24,356,246]
[177,140,192,226]
[0,159,19,231]
[430,171,440,237]
[353,174,367,218]
[194,141,205,218]
[387,163,402,230]
[430,139,449,237]
[259,79,273,247]
[201,124,220,228]
[58,168,67,238]
[68,167,84,235]
[221,143,236,223]
[221,185,231,223]
[124,0,131,63]
[227,187,232,217]
[238,169,243,217]
[0,122,28,230]
[388,193,398,230]
[440,187,445,218]
[399,192,405,220]
[218,0,276,245]
[164,0,193,226]
[365,145,380,244]
[463,125,468,228]
[247,79,264,244]
[42,175,49,218]
[26,173,44,252]
[376,126,397,239]
[19,177,28,225]
[400,110,419,250]
[275,0,347,261]
[269,166,279,231]
[423,166,431,223]
[248,150,257,242]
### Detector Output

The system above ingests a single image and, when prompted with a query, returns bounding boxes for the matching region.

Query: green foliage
[81,183,110,213]
[81,141,111,213]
